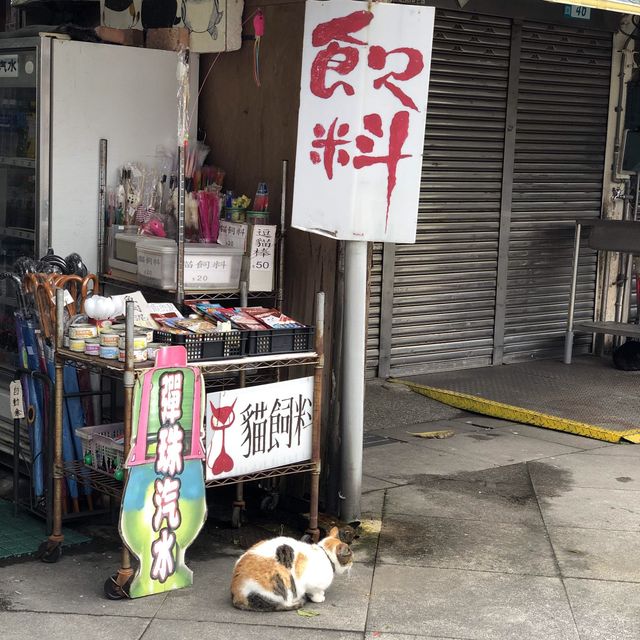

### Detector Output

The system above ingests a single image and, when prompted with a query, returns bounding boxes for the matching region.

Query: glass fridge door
[0,46,38,371]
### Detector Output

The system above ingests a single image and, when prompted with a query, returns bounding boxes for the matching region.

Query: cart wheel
[103,574,131,600]
[231,505,244,528]
[260,494,279,512]
[37,539,62,563]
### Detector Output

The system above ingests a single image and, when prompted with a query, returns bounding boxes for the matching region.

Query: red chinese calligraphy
[353,111,411,230]
[155,424,185,476]
[152,477,182,531]
[310,118,351,180]
[150,528,176,583]
[368,46,424,111]
[159,371,183,426]
[310,10,372,99]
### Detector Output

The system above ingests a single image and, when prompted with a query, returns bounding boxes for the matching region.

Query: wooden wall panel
[198,0,339,509]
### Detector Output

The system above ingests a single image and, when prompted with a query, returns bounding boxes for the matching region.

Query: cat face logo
[207,399,236,476]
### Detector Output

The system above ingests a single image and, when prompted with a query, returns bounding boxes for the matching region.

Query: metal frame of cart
[41,288,325,600]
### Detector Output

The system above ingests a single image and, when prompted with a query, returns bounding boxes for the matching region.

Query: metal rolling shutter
[366,243,383,377]
[503,21,612,362]
[386,10,511,375]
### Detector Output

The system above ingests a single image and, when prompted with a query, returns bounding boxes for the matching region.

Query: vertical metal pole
[564,223,582,364]
[340,241,367,522]
[49,289,65,544]
[176,144,186,304]
[378,242,396,379]
[492,21,522,365]
[277,160,288,310]
[308,291,325,541]
[98,139,108,277]
[116,300,135,583]
[233,282,248,523]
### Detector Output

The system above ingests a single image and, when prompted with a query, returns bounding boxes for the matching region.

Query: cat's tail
[233,592,304,612]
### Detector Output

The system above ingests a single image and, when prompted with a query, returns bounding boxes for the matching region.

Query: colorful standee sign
[205,377,314,482]
[292,0,435,243]
[120,346,207,598]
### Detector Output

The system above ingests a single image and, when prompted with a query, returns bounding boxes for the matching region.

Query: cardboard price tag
[9,381,25,419]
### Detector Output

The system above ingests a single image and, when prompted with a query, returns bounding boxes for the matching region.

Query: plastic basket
[245,326,315,356]
[75,423,124,475]
[153,329,245,362]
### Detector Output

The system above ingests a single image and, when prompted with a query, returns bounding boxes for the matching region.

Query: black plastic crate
[245,326,315,356]
[153,329,245,362]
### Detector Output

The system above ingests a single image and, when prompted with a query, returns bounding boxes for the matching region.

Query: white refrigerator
[0,35,198,448]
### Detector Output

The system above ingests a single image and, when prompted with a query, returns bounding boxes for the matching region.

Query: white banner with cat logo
[205,377,313,481]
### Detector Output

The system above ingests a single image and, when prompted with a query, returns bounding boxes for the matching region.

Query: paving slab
[143,619,364,640]
[469,419,613,451]
[365,635,473,640]
[565,577,640,640]
[367,420,479,444]
[411,429,580,466]
[378,514,557,577]
[582,442,640,457]
[548,526,640,582]
[156,554,373,632]
[362,473,399,493]
[529,454,640,492]
[0,551,166,618]
[0,611,150,640]
[363,442,493,485]
[367,564,579,640]
[365,380,465,433]
[384,464,544,527]
[536,486,640,531]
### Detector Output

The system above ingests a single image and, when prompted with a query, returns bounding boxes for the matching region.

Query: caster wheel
[231,505,244,528]
[103,574,131,600]
[37,540,62,563]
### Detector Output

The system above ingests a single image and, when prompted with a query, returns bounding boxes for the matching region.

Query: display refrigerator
[0,35,198,453]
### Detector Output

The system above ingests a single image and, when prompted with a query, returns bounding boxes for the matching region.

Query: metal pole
[116,300,135,586]
[277,160,287,310]
[564,223,582,365]
[50,289,65,545]
[176,144,186,304]
[307,291,325,542]
[232,282,248,527]
[98,139,108,276]
[340,241,367,521]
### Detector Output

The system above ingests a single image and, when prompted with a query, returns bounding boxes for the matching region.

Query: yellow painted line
[391,379,640,444]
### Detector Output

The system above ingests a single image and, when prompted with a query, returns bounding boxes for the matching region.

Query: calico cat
[231,526,354,611]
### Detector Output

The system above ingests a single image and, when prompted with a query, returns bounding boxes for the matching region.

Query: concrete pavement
[2,379,640,639]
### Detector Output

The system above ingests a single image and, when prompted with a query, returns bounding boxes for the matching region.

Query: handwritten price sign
[292,0,434,243]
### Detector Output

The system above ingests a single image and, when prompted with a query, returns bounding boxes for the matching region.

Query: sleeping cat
[231,526,354,611]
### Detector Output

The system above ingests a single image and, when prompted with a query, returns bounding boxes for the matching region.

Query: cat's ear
[327,526,340,538]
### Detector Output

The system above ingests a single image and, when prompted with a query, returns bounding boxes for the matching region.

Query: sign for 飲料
[205,377,314,481]
[292,0,435,243]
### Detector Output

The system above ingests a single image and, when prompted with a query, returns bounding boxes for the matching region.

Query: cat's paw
[308,592,325,603]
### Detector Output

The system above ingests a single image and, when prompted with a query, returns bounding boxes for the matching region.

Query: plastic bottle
[253,182,269,212]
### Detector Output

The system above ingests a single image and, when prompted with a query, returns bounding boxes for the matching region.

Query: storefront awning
[545,0,640,15]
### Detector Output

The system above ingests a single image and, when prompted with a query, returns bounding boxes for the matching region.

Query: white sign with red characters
[292,0,435,243]
[205,377,314,481]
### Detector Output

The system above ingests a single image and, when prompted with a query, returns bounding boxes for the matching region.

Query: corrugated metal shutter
[503,21,612,362]
[386,10,511,376]
[366,243,383,376]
